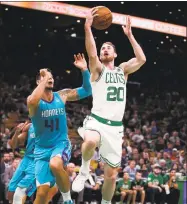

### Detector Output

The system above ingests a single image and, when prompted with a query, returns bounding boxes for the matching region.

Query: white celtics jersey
[91,65,127,121]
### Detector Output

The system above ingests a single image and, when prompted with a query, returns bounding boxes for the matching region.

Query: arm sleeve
[76,69,92,99]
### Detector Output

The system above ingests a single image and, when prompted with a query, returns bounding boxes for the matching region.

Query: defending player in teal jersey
[8,121,35,204]
[8,121,58,204]
[27,54,91,204]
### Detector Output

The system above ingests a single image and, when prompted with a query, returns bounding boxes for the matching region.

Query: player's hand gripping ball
[92,6,113,30]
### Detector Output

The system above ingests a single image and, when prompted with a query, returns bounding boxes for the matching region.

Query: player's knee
[50,157,63,172]
[141,190,145,195]
[104,167,118,183]
[133,190,137,195]
[104,172,117,184]
[36,187,49,198]
[84,139,97,149]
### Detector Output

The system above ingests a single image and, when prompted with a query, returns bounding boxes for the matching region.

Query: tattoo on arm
[58,89,79,101]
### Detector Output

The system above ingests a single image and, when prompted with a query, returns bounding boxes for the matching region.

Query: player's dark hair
[36,68,52,81]
[102,42,117,53]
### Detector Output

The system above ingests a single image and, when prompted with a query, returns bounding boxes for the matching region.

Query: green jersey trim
[91,113,123,126]
[100,154,121,168]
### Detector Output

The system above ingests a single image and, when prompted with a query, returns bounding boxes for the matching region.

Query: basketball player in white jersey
[72,7,146,204]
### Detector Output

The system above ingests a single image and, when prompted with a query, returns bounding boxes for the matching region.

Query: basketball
[92,6,113,30]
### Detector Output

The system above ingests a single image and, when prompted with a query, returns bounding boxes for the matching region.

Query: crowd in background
[0,74,187,204]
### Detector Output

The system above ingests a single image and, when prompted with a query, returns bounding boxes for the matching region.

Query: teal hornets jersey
[31,92,68,148]
[24,124,35,158]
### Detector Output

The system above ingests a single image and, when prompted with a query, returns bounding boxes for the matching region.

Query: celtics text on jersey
[91,65,126,121]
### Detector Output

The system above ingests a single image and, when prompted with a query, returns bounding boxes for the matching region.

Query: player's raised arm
[27,69,51,116]
[119,16,146,75]
[58,53,92,102]
[85,7,102,74]
[10,121,30,150]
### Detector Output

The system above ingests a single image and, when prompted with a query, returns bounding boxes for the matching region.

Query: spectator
[179,162,187,176]
[179,127,187,146]
[114,172,134,204]
[131,128,144,144]
[70,150,82,166]
[150,120,158,135]
[95,162,104,178]
[155,136,165,152]
[169,131,180,144]
[84,167,102,204]
[170,148,179,162]
[131,171,146,204]
[147,164,166,204]
[142,149,150,163]
[4,158,21,189]
[9,152,14,165]
[163,169,180,204]
[0,153,11,204]
[164,142,174,155]
[137,158,145,169]
[171,163,180,172]
[67,163,77,183]
[174,139,182,150]
[155,152,163,163]
[141,164,149,178]
[67,163,84,204]
[179,150,185,166]
[159,159,168,175]
[124,160,137,180]
[121,148,129,169]
[1,129,10,150]
[163,152,172,169]
[1,153,11,173]
[139,141,150,153]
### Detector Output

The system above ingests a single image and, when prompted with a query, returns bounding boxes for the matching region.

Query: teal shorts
[34,140,71,186]
[8,156,36,197]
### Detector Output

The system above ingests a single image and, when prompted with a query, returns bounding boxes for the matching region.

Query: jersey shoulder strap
[95,65,105,82]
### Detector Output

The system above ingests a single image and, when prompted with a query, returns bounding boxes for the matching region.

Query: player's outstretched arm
[119,16,146,75]
[10,121,30,150]
[85,7,102,74]
[27,69,50,116]
[58,53,92,102]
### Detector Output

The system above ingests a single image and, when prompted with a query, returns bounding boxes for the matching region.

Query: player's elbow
[77,87,92,99]
[80,89,92,99]
[139,56,146,64]
[27,96,37,106]
[86,88,92,97]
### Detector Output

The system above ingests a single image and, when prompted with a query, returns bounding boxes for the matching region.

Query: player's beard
[101,55,114,63]
[45,86,53,91]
